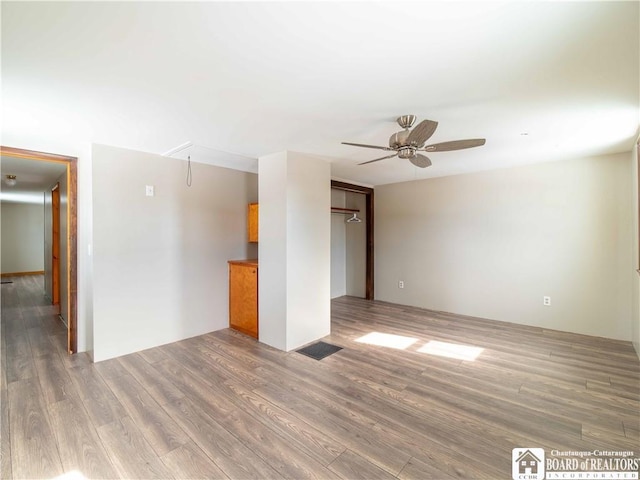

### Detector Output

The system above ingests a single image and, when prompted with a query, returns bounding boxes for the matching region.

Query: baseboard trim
[0,271,45,278]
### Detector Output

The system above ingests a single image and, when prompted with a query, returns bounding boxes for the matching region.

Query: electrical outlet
[543,296,551,306]
[145,185,154,197]
[398,280,404,289]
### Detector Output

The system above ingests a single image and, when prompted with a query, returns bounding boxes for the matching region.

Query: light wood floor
[1,275,639,479]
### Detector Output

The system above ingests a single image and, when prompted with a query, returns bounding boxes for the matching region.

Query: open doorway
[330,180,374,300]
[0,146,78,353]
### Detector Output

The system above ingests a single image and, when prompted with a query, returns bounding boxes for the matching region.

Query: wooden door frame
[331,180,374,300]
[1,146,78,354]
[51,182,61,307]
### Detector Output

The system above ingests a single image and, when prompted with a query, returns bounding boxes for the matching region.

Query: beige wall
[1,202,45,274]
[376,153,633,341]
[631,141,640,358]
[92,144,258,361]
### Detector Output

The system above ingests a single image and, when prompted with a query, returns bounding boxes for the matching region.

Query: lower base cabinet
[228,259,258,338]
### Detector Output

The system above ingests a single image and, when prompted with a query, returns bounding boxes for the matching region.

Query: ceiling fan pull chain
[186,155,192,187]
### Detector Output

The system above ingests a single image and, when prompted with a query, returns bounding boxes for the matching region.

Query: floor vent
[296,341,343,360]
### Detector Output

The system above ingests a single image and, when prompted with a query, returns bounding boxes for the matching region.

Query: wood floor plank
[1,386,12,480]
[224,380,346,466]
[138,345,170,364]
[97,416,174,479]
[66,364,127,428]
[328,449,397,480]
[1,333,7,391]
[162,396,283,479]
[93,356,129,381]
[5,353,36,384]
[33,353,76,405]
[397,456,457,480]
[623,419,639,440]
[103,372,189,456]
[48,395,119,478]
[371,421,499,479]
[8,377,64,479]
[160,441,229,480]
[254,381,412,476]
[6,331,31,360]
[27,326,53,357]
[154,358,339,479]
[118,353,186,406]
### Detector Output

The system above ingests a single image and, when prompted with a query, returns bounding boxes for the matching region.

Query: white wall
[631,141,640,358]
[1,202,44,273]
[92,144,258,361]
[259,151,331,351]
[331,189,346,298]
[376,153,633,341]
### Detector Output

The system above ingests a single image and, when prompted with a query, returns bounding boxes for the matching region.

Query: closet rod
[330,207,360,213]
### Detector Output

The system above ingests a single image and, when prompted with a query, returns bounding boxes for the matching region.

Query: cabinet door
[248,203,259,243]
[229,264,258,338]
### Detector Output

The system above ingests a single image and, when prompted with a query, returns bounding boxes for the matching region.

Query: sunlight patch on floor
[418,340,484,361]
[51,471,88,480]
[355,332,418,350]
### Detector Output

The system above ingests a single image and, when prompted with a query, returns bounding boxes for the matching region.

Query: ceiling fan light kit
[4,174,17,186]
[342,115,486,168]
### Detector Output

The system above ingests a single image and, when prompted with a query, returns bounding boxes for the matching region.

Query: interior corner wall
[258,151,288,350]
[259,151,331,351]
[286,153,331,349]
[375,152,633,341]
[631,141,640,358]
[331,189,346,298]
[1,202,45,274]
[91,143,258,362]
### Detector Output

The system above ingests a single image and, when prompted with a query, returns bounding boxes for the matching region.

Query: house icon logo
[512,448,545,480]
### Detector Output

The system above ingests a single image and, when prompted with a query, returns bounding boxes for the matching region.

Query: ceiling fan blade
[407,119,438,147]
[409,154,432,168]
[342,142,392,151]
[358,153,399,165]
[423,138,486,152]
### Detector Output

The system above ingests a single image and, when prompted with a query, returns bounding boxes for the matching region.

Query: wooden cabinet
[228,259,258,339]
[248,203,259,243]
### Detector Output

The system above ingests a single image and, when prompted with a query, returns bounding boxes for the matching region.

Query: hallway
[1,275,90,479]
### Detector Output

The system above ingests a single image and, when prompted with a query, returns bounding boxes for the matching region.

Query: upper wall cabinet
[248,203,258,243]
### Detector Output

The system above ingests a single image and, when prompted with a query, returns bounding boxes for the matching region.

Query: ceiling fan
[342,115,486,168]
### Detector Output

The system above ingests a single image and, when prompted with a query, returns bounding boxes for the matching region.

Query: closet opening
[330,180,374,300]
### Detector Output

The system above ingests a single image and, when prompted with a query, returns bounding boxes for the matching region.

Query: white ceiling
[2,2,638,186]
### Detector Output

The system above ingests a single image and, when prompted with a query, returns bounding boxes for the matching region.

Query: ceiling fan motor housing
[389,130,410,149]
